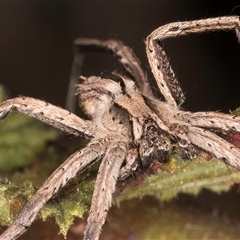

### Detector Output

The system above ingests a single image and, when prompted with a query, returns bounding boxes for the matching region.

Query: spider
[0,16,240,240]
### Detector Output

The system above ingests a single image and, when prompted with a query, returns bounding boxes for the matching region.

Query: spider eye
[145,118,153,124]
[179,139,188,148]
[147,125,156,131]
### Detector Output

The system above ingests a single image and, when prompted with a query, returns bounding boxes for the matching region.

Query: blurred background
[0,0,240,112]
[1,1,240,239]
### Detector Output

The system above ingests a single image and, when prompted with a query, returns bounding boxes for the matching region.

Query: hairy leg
[0,139,108,240]
[118,148,139,181]
[66,46,85,112]
[67,38,153,113]
[181,111,240,132]
[146,16,240,107]
[186,126,240,171]
[84,142,126,240]
[0,96,94,137]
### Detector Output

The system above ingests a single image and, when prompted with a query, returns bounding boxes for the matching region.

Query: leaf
[0,178,94,237]
[0,87,96,237]
[118,156,240,203]
[0,181,36,226]
[40,180,94,236]
[0,89,57,172]
[118,108,240,202]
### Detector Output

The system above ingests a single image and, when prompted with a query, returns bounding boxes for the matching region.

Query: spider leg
[0,139,107,240]
[84,141,127,240]
[186,126,240,171]
[180,111,240,132]
[66,38,153,112]
[74,38,153,95]
[118,148,139,181]
[66,45,85,112]
[0,96,94,137]
[146,16,240,107]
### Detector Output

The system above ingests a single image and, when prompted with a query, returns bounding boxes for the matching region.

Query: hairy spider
[0,16,240,240]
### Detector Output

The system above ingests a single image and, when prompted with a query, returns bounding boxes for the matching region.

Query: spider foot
[84,221,102,240]
[0,101,12,120]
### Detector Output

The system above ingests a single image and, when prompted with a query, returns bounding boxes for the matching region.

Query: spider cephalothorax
[0,16,240,240]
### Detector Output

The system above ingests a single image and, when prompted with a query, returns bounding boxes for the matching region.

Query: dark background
[0,1,240,112]
[1,1,240,239]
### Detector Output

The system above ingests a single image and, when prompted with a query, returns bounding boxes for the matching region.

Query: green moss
[40,180,94,236]
[0,114,57,172]
[0,87,57,172]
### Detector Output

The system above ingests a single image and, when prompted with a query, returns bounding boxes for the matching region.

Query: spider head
[138,117,172,168]
[76,75,122,118]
